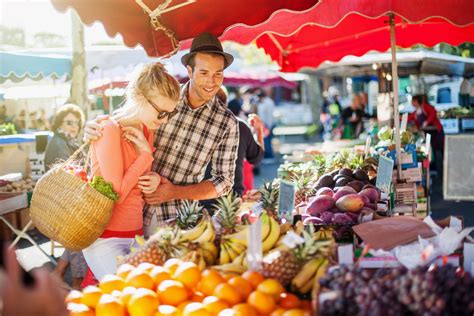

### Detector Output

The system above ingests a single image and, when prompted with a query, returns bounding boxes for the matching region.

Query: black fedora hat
[181,32,234,69]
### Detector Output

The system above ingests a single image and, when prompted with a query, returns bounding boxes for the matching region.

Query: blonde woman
[82,63,181,281]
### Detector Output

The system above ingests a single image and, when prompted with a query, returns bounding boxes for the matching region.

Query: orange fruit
[125,268,155,290]
[241,271,265,289]
[279,293,301,309]
[213,283,242,305]
[95,294,126,316]
[128,288,159,316]
[182,302,212,316]
[300,300,312,311]
[80,286,102,308]
[177,301,194,311]
[163,258,183,274]
[257,279,285,301]
[137,262,157,273]
[247,291,275,315]
[190,291,205,302]
[150,266,172,287]
[227,276,253,300]
[199,269,225,296]
[222,273,239,281]
[232,303,258,316]
[157,280,189,306]
[282,309,307,316]
[67,303,95,316]
[270,308,286,316]
[173,262,201,289]
[99,274,126,294]
[120,286,137,305]
[116,264,135,279]
[202,296,230,314]
[65,290,83,304]
[217,309,238,316]
[111,290,123,299]
[155,305,181,316]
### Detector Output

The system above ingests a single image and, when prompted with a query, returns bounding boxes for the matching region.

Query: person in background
[228,89,244,118]
[36,108,51,131]
[408,94,445,179]
[13,110,27,133]
[218,88,265,196]
[0,105,11,124]
[341,95,365,139]
[44,103,88,289]
[257,90,276,160]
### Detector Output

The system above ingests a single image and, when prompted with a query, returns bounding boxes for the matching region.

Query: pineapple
[331,150,351,169]
[261,228,333,286]
[213,192,242,236]
[293,175,315,206]
[259,180,279,220]
[121,227,185,266]
[176,200,203,230]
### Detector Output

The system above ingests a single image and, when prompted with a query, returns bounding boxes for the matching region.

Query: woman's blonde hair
[114,63,180,122]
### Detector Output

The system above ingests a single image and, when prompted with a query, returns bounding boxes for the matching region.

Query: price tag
[400,113,408,132]
[364,136,371,157]
[337,244,354,265]
[278,180,295,222]
[376,155,395,193]
[247,219,263,271]
[425,133,431,156]
[463,243,474,275]
[251,202,264,216]
[450,216,463,233]
[281,231,304,249]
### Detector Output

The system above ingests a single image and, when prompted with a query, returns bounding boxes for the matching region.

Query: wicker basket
[30,144,114,251]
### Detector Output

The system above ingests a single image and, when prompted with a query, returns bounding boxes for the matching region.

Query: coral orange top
[91,119,154,235]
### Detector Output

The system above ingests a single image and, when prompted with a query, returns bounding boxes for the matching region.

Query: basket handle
[59,142,91,171]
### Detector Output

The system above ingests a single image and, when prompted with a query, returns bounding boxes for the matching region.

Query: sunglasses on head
[64,120,80,127]
[147,98,178,121]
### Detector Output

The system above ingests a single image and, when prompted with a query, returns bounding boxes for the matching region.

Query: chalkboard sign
[376,155,395,193]
[444,135,474,201]
[278,180,295,221]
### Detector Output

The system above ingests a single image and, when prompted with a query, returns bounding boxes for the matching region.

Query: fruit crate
[393,182,417,216]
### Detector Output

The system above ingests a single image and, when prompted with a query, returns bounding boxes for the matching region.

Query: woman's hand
[83,115,109,142]
[122,126,151,154]
[138,172,161,194]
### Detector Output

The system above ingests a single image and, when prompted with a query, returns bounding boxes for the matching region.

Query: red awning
[51,0,318,57]
[214,0,474,72]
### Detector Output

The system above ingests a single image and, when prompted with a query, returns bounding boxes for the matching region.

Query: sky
[0,0,123,47]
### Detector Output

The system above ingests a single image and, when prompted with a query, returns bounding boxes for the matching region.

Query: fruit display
[66,259,314,316]
[318,264,474,316]
[0,177,36,193]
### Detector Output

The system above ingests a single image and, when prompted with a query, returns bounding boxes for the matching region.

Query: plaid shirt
[143,82,239,225]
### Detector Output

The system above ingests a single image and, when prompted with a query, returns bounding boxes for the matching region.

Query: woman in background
[44,103,87,289]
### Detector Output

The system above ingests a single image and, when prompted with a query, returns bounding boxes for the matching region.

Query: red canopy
[219,0,474,45]
[51,0,317,57]
[215,0,474,72]
[255,16,474,72]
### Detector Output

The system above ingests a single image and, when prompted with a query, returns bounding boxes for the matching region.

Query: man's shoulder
[214,99,238,126]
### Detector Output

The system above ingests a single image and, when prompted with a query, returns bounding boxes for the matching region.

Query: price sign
[364,136,371,157]
[400,113,408,132]
[376,155,395,193]
[247,219,262,271]
[278,180,295,222]
[425,133,431,156]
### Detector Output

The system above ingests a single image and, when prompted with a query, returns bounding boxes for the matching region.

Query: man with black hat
[84,33,239,236]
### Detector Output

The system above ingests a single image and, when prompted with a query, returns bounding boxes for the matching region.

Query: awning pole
[389,14,402,179]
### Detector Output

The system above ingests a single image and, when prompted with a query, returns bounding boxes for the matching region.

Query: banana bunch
[180,249,207,271]
[211,263,247,275]
[218,212,282,264]
[180,214,216,244]
[291,257,329,294]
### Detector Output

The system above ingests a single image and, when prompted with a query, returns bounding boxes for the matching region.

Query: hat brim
[181,51,234,69]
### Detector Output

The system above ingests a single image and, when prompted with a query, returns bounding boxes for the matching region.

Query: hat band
[191,44,224,54]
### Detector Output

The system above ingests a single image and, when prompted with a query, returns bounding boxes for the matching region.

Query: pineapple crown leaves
[349,154,365,170]
[176,200,203,229]
[259,180,280,212]
[293,225,334,261]
[214,191,242,228]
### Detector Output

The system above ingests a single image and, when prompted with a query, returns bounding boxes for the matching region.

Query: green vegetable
[89,176,119,202]
[377,126,393,141]
[0,123,17,136]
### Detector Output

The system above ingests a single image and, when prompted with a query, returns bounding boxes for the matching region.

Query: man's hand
[0,246,68,316]
[144,177,180,205]
[83,114,109,142]
[138,171,161,194]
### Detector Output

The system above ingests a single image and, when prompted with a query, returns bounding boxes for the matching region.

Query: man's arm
[144,117,239,205]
